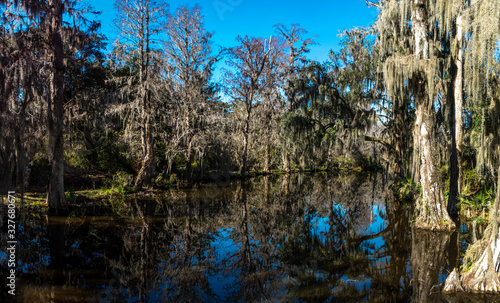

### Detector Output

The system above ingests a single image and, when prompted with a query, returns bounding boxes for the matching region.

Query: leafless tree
[112,0,168,187]
[224,35,284,178]
[163,4,222,182]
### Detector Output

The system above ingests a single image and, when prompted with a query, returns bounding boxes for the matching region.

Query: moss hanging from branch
[375,0,460,231]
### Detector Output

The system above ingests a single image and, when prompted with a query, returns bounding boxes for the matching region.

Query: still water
[0,173,494,302]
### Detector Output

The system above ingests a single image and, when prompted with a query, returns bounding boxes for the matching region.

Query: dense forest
[1,0,500,295]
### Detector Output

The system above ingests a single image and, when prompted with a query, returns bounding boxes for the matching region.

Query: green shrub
[111,171,133,189]
[65,148,89,170]
[169,173,179,183]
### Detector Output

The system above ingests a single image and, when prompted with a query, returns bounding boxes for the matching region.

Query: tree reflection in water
[411,229,451,303]
[0,173,486,302]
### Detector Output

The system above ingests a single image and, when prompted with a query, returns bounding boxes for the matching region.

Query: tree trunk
[412,82,455,230]
[448,14,464,220]
[15,126,26,208]
[458,165,500,293]
[185,141,193,182]
[299,154,305,172]
[411,0,454,231]
[448,62,459,220]
[264,143,270,173]
[455,14,464,195]
[135,6,155,188]
[0,141,15,194]
[240,131,248,178]
[135,101,155,188]
[282,142,291,173]
[264,175,270,204]
[240,111,250,178]
[0,72,15,193]
[47,0,66,212]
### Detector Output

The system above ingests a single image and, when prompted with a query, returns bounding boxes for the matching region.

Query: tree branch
[364,135,395,153]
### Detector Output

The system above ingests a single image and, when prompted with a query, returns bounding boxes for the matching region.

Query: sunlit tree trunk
[459,166,500,293]
[448,14,464,220]
[47,0,66,211]
[226,37,280,178]
[411,0,454,231]
[412,81,454,230]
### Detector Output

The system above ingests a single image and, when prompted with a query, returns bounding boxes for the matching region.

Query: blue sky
[85,0,378,63]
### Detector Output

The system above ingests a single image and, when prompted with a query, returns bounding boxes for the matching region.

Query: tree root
[443,269,463,293]
[445,224,500,294]
[462,269,500,293]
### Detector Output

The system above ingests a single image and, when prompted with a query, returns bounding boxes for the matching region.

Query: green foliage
[279,113,315,138]
[111,171,134,189]
[458,186,493,211]
[65,148,89,170]
[169,173,179,183]
[335,156,355,169]
[65,190,75,199]
[395,177,420,199]
[93,171,136,197]
[95,134,133,173]
[439,164,449,187]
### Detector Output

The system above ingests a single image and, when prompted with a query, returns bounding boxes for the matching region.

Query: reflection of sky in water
[207,203,389,299]
[3,180,476,303]
[208,228,238,300]
[310,203,387,251]
[313,203,387,291]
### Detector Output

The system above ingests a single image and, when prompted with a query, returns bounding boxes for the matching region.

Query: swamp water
[0,173,496,302]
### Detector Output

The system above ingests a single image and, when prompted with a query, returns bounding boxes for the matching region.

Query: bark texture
[459,167,500,293]
[412,75,455,231]
[445,165,500,294]
[411,0,454,231]
[448,14,464,220]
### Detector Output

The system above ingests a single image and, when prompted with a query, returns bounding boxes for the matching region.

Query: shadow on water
[0,173,498,302]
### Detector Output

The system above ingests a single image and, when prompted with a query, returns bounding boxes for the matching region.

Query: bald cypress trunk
[412,76,454,230]
[47,0,66,212]
[411,0,454,231]
[458,165,500,293]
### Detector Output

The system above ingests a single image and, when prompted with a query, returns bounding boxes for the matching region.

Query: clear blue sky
[85,0,378,63]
